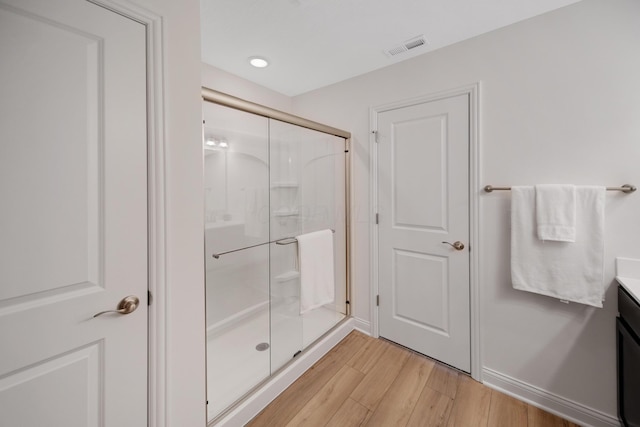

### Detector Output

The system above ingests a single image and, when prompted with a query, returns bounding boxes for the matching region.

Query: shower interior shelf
[272,182,298,188]
[275,271,300,282]
[273,209,299,217]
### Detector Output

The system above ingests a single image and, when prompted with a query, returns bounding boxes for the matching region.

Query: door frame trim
[369,83,482,381]
[87,0,168,424]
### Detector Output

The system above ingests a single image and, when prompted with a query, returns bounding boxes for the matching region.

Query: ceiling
[200,0,581,97]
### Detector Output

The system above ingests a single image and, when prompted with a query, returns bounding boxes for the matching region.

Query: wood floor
[248,331,580,427]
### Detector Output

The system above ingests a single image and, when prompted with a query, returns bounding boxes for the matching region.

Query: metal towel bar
[483,184,636,193]
[212,229,335,258]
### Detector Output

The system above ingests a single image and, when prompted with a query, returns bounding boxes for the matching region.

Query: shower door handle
[442,241,465,251]
[93,295,140,318]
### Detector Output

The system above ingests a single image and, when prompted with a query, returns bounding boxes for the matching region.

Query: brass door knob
[93,295,140,318]
[442,241,465,251]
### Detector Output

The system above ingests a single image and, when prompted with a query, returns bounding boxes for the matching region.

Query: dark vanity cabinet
[617,285,640,427]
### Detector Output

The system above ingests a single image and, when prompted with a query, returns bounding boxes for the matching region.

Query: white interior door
[377,94,470,372]
[0,0,148,425]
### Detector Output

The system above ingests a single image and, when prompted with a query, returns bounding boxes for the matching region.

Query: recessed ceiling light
[249,56,269,68]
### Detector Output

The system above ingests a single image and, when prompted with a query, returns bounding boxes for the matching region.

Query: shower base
[206,305,345,421]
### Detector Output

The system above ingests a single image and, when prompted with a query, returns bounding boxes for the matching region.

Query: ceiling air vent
[384,35,427,58]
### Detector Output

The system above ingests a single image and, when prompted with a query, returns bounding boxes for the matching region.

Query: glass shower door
[202,98,349,421]
[203,102,270,420]
[269,120,347,373]
[269,120,303,370]
[298,125,347,348]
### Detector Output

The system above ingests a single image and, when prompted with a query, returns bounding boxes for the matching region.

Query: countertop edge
[616,276,640,306]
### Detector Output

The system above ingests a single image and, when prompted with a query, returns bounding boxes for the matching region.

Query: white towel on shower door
[297,229,335,314]
[511,186,606,307]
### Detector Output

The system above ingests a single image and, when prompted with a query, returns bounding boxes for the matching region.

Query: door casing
[370,83,481,381]
[87,0,169,424]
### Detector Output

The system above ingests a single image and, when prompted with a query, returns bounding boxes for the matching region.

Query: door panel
[393,114,448,230]
[0,0,147,424]
[378,94,470,372]
[0,343,102,427]
[0,2,103,301]
[393,250,449,334]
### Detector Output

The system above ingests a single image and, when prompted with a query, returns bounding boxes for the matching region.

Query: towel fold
[511,186,605,307]
[297,229,335,314]
[535,184,576,242]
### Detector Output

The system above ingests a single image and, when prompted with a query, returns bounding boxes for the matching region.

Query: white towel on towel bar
[535,184,576,242]
[297,229,335,314]
[511,186,606,307]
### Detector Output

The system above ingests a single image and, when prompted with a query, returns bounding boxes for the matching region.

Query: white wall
[292,0,640,422]
[132,0,206,425]
[202,63,294,113]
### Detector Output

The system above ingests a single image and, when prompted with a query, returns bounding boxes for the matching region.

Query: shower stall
[202,88,351,422]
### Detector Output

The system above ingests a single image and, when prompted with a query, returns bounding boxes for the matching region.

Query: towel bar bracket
[276,238,298,246]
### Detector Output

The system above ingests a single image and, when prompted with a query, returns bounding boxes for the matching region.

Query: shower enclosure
[202,89,351,422]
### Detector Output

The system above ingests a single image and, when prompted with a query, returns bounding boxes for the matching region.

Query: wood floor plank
[248,333,582,427]
[528,404,578,427]
[487,390,528,427]
[406,387,453,427]
[349,340,411,410]
[247,331,366,426]
[284,365,364,427]
[363,353,435,426]
[347,335,388,374]
[325,398,370,427]
[446,375,491,427]
[426,363,459,399]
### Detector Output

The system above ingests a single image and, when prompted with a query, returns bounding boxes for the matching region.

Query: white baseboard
[482,368,620,427]
[211,317,355,426]
[353,317,371,335]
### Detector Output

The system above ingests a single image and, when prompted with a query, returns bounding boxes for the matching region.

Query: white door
[377,94,470,372]
[0,0,148,425]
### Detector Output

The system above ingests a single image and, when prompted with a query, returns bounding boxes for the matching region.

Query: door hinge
[375,213,379,224]
[376,295,380,306]
[148,290,152,306]
[345,139,350,153]
[372,130,379,143]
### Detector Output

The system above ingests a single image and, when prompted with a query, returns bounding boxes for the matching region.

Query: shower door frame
[201,86,353,420]
[201,87,352,317]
